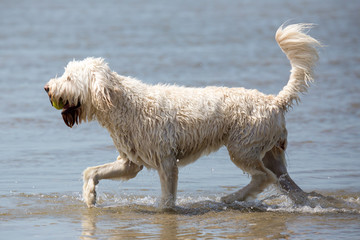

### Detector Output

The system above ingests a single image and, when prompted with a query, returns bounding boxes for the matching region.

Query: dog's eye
[67,76,71,81]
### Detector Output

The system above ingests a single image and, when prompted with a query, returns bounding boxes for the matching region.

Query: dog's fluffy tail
[275,23,321,110]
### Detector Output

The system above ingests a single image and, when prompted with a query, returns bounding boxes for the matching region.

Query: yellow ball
[52,99,65,110]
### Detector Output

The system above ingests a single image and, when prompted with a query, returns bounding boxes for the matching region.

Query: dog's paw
[83,192,96,208]
[220,194,237,204]
[83,180,97,208]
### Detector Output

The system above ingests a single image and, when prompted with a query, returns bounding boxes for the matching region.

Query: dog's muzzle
[44,84,54,107]
[44,84,82,128]
[44,84,50,93]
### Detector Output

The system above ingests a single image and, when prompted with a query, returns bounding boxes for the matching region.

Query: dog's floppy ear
[90,60,113,110]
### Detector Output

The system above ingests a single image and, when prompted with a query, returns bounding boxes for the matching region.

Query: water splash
[2,189,360,218]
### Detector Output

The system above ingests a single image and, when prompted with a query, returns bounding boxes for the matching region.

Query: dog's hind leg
[221,152,276,204]
[262,146,310,205]
[82,156,143,207]
[157,158,178,210]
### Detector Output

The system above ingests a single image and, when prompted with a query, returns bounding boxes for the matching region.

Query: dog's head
[44,57,113,127]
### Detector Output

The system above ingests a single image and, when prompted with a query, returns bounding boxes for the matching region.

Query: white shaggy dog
[45,24,321,209]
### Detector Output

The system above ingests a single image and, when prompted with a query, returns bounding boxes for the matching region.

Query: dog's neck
[93,75,148,132]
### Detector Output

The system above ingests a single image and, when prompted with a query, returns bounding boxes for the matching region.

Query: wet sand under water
[2,191,360,239]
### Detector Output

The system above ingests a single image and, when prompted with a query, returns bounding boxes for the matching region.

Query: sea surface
[1,0,360,239]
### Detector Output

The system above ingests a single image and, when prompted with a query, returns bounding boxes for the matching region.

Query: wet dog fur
[45,24,321,209]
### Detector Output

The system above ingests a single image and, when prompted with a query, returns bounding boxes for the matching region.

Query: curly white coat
[45,23,320,208]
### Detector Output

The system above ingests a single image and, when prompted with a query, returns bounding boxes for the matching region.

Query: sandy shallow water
[1,0,360,239]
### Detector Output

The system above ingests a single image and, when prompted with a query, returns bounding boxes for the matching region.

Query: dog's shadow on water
[95,198,268,216]
[137,200,267,216]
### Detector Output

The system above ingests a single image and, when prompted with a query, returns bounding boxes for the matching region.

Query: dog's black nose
[44,84,49,93]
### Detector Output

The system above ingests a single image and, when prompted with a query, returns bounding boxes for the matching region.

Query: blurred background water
[1,0,359,239]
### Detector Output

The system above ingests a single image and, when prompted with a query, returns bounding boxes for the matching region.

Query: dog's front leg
[157,158,178,210]
[82,156,143,207]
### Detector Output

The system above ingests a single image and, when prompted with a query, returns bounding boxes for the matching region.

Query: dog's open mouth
[44,85,82,128]
[61,101,82,128]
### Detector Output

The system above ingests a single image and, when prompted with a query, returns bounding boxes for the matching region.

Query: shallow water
[1,0,360,239]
